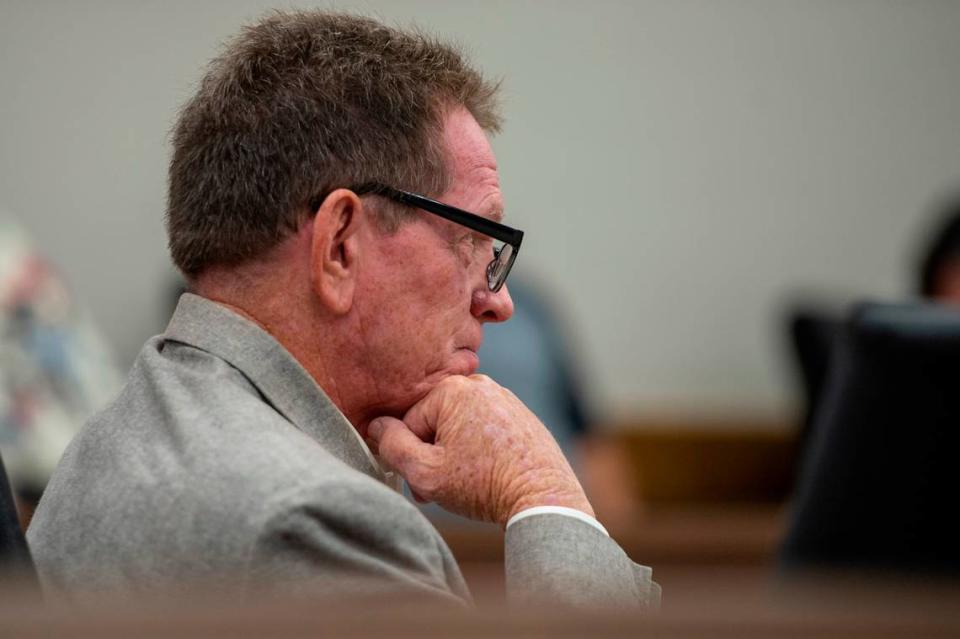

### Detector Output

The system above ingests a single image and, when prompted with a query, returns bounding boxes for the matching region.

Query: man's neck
[193,276,380,435]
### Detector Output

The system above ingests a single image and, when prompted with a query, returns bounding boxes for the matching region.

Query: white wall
[2,1,960,423]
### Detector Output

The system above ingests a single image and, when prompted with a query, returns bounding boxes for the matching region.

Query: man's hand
[366,375,594,526]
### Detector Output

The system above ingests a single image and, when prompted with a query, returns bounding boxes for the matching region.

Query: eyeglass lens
[487,242,514,292]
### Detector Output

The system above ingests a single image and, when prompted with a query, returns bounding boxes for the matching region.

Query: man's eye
[463,234,484,251]
[476,235,494,253]
[455,234,493,262]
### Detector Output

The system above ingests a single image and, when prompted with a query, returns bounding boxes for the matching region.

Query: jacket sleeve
[243,479,471,605]
[505,513,660,609]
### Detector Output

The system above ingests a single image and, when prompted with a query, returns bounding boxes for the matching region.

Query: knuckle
[420,474,443,500]
[452,374,471,387]
[407,465,435,496]
[407,452,443,494]
[441,375,469,392]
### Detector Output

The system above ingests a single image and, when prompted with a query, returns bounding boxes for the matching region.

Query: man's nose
[471,284,514,323]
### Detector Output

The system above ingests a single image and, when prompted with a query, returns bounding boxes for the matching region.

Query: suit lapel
[163,293,384,482]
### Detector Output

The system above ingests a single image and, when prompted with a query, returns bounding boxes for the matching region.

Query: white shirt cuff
[506,505,609,537]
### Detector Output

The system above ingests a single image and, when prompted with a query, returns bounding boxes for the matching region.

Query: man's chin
[420,352,480,390]
[404,353,481,408]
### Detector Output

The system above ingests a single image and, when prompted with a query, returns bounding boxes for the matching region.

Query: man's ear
[310,189,364,315]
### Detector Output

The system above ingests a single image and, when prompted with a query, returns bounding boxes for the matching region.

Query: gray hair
[166,10,501,276]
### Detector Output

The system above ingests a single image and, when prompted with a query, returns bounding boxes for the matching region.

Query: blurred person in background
[26,11,658,608]
[916,193,960,303]
[478,278,589,458]
[0,216,121,517]
[785,188,960,474]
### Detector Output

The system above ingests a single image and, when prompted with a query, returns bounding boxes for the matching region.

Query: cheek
[382,243,468,318]
[359,245,467,360]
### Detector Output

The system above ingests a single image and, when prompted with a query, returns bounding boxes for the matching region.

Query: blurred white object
[0,217,122,492]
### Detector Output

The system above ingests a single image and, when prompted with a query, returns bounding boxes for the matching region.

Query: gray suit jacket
[27,294,659,608]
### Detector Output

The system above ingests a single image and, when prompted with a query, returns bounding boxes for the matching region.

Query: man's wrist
[506,506,609,536]
[506,489,595,524]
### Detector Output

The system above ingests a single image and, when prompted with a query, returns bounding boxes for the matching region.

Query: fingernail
[367,418,384,440]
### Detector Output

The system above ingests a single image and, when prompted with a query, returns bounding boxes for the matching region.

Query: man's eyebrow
[478,196,504,222]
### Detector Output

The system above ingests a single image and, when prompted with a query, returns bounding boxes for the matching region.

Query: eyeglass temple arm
[358,184,524,248]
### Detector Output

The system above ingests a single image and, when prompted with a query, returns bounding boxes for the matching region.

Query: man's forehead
[442,108,504,221]
[460,159,503,215]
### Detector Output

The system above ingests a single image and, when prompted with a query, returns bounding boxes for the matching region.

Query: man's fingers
[367,417,438,494]
[403,374,475,442]
[400,398,439,442]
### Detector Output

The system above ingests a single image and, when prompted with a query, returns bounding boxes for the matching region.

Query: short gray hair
[166,10,502,277]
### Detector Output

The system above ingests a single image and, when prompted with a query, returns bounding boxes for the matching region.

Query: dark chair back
[781,302,960,575]
[1,452,37,583]
[787,307,841,458]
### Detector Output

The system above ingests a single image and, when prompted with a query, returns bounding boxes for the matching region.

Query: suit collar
[163,293,384,482]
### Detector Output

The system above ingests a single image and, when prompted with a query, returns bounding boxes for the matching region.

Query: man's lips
[454,346,481,373]
[457,329,484,355]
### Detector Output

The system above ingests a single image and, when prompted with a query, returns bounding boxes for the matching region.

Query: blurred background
[3,0,960,629]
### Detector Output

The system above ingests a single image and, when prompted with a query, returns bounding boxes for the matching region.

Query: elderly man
[27,11,658,608]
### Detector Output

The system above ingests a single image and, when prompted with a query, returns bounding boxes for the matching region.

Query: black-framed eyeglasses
[352,183,524,293]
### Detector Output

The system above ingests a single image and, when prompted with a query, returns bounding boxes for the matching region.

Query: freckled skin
[198,107,592,526]
[361,108,594,526]
[345,107,512,426]
[369,375,594,526]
